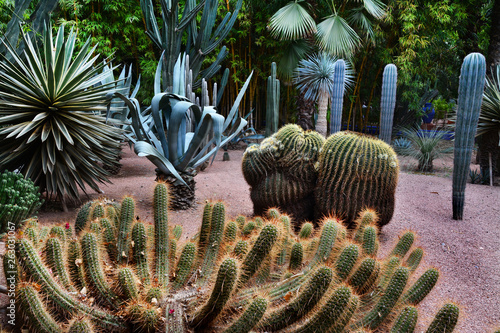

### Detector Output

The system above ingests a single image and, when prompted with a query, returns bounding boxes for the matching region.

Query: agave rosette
[0,25,122,200]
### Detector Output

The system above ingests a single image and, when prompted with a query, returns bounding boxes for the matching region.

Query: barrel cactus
[242,124,325,224]
[452,53,486,220]
[4,183,460,332]
[0,170,43,236]
[314,131,399,228]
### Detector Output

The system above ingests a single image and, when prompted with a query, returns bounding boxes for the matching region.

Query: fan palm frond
[268,1,317,40]
[316,14,361,58]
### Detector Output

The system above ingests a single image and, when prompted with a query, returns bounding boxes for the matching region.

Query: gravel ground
[2,145,498,332]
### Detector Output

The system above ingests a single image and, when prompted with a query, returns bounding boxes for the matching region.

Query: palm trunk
[156,172,196,210]
[316,90,329,137]
[296,92,315,130]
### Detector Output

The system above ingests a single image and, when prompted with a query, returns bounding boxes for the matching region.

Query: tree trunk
[478,131,499,176]
[296,91,315,131]
[315,90,328,137]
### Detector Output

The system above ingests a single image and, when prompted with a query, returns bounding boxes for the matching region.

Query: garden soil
[1,144,499,331]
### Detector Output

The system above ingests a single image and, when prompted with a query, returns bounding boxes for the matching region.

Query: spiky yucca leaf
[0,24,122,201]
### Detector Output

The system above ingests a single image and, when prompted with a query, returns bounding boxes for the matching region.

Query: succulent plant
[266,62,280,137]
[6,183,460,332]
[315,131,399,228]
[379,64,398,144]
[242,124,325,224]
[0,170,43,236]
[452,53,486,220]
[0,24,123,204]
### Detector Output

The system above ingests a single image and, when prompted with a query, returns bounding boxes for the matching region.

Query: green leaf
[268,1,317,40]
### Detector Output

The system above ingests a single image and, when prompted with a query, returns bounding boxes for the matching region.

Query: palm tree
[294,53,354,136]
[269,0,386,131]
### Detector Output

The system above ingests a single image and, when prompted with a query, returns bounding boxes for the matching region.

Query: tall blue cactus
[452,53,486,220]
[330,60,346,135]
[266,62,280,137]
[379,64,398,144]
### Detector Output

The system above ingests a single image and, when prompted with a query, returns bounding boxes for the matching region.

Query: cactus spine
[132,222,151,285]
[44,237,72,290]
[172,242,196,289]
[452,53,486,220]
[17,283,60,333]
[314,132,399,228]
[379,64,398,144]
[224,296,268,333]
[391,306,418,333]
[117,267,139,301]
[266,62,280,137]
[68,319,94,333]
[426,303,460,333]
[330,59,346,134]
[199,202,225,284]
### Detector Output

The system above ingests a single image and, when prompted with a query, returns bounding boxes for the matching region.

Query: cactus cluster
[6,183,460,332]
[242,124,325,223]
[243,127,399,228]
[0,170,43,236]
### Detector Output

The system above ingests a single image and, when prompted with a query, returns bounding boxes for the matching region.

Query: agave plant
[0,25,122,206]
[115,56,252,209]
[478,64,500,176]
[294,53,354,136]
[398,127,453,172]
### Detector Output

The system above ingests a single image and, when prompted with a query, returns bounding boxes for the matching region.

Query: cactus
[49,225,66,243]
[330,59,346,134]
[0,170,43,235]
[243,124,325,224]
[117,267,139,301]
[315,131,399,228]
[391,306,418,333]
[75,201,93,234]
[361,225,379,256]
[100,217,117,260]
[44,237,72,290]
[452,53,486,220]
[68,318,94,333]
[172,225,182,240]
[17,282,60,333]
[266,62,280,137]
[379,64,398,144]
[153,184,169,287]
[298,222,314,239]
[132,222,150,285]
[426,303,460,333]
[10,185,460,333]
[191,258,239,329]
[117,196,135,263]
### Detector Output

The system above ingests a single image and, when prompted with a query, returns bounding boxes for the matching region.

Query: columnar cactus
[9,184,460,333]
[242,124,325,224]
[379,64,398,144]
[266,62,280,137]
[330,59,346,134]
[314,131,399,228]
[452,53,486,220]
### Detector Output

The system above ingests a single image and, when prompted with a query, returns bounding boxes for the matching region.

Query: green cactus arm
[131,222,151,286]
[347,257,380,294]
[99,217,117,261]
[223,221,238,243]
[172,225,183,240]
[360,266,410,329]
[292,285,354,333]
[49,225,66,244]
[379,63,398,144]
[310,219,343,267]
[190,258,239,329]
[289,241,304,271]
[298,222,314,239]
[361,225,379,256]
[335,242,360,281]
[75,201,93,234]
[404,247,424,272]
[44,237,73,290]
[425,303,459,333]
[223,296,268,333]
[196,202,213,262]
[91,203,105,220]
[390,231,415,258]
[67,239,87,291]
[172,242,196,289]
[153,183,170,287]
[402,268,439,305]
[117,266,139,301]
[68,318,95,333]
[233,240,249,259]
[259,266,333,331]
[81,232,120,309]
[116,196,135,263]
[390,306,418,333]
[17,283,60,333]
[199,202,226,284]
[239,223,279,286]
[15,239,125,330]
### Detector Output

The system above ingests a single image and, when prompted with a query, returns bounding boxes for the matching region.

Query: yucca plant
[0,25,122,206]
[398,127,453,172]
[293,53,354,137]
